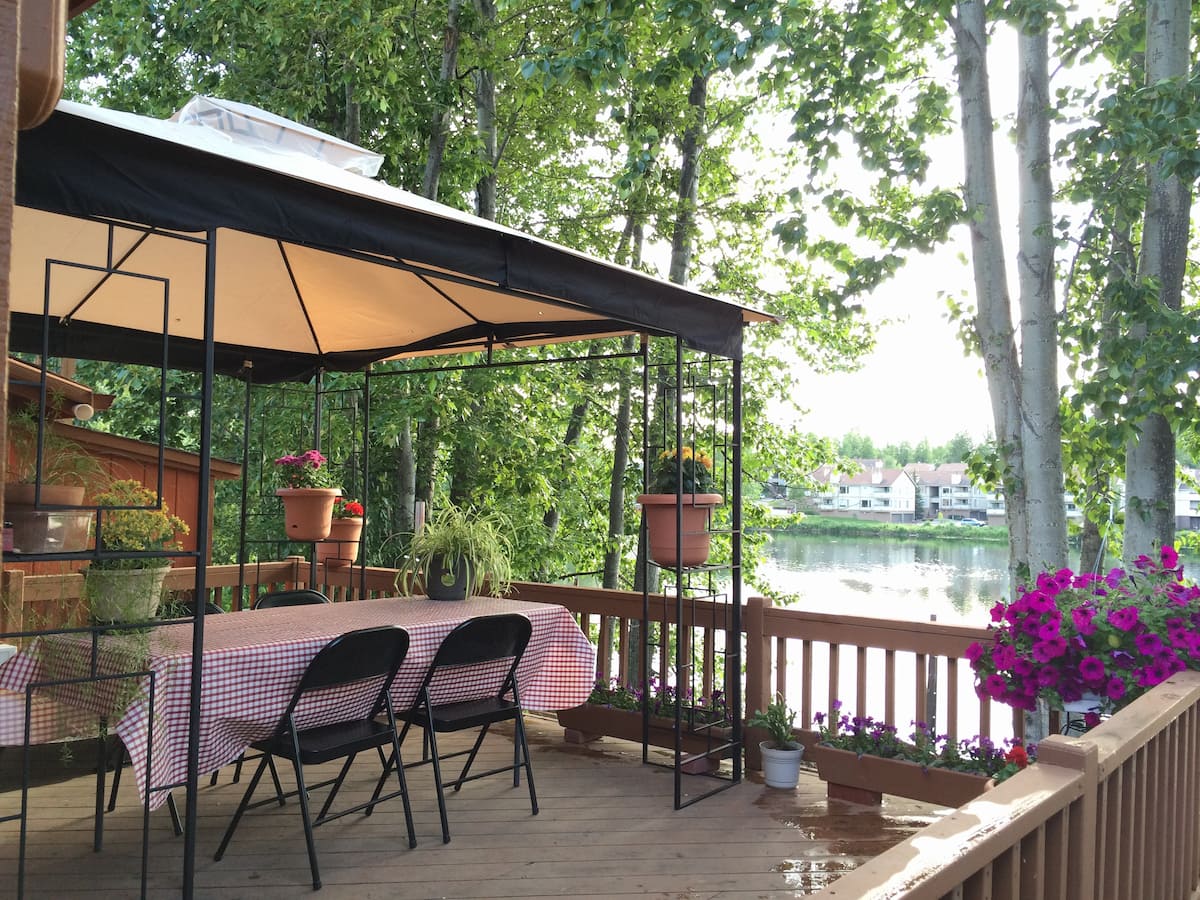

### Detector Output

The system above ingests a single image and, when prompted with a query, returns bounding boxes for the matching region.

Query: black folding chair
[372,613,536,844]
[253,589,331,609]
[214,626,416,891]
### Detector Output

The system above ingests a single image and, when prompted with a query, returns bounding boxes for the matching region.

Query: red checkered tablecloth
[0,597,596,809]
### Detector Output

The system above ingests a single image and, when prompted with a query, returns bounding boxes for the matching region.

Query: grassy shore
[763,514,1009,542]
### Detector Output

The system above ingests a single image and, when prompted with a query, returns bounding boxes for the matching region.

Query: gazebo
[4,97,771,896]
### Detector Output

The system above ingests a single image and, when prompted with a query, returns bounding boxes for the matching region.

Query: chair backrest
[278,626,410,726]
[431,614,532,669]
[254,589,330,610]
[419,614,532,705]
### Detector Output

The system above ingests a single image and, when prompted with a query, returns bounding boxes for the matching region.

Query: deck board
[0,715,943,897]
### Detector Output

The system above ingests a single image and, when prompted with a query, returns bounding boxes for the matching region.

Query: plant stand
[809,745,993,808]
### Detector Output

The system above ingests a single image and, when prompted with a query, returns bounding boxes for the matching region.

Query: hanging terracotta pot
[275,488,340,541]
[637,493,723,568]
[315,516,364,568]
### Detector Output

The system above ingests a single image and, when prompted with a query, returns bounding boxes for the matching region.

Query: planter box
[809,744,992,808]
[556,704,731,771]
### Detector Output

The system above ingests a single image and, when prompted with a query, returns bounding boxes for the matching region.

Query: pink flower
[1161,545,1180,570]
[1105,677,1127,701]
[1078,656,1106,682]
[1032,636,1067,662]
[1134,633,1164,656]
[1107,606,1140,632]
[1083,712,1102,729]
[1072,605,1098,636]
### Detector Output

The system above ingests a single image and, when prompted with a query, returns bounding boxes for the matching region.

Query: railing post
[1,569,23,637]
[744,595,771,770]
[1035,735,1098,900]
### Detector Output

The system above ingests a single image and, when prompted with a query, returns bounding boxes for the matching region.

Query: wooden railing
[815,670,1200,899]
[0,566,1014,755]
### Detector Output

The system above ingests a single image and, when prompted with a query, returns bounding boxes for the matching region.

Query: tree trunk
[1015,20,1066,572]
[1124,0,1191,563]
[395,419,415,536]
[951,0,1028,590]
[604,333,638,589]
[422,0,462,202]
[543,362,594,535]
[414,415,438,508]
[668,73,707,285]
[472,0,497,220]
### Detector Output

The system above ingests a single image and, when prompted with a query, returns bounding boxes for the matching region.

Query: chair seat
[253,718,397,766]
[405,697,520,732]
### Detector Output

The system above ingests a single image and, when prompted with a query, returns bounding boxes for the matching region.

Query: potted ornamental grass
[397,503,513,601]
[274,449,341,542]
[85,479,189,622]
[315,497,365,568]
[747,695,803,789]
[968,544,1200,721]
[637,446,723,568]
[4,406,105,553]
[809,701,1033,806]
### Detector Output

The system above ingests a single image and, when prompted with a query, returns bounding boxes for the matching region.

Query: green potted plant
[4,406,105,553]
[398,504,513,601]
[747,694,803,789]
[274,449,341,542]
[85,480,188,622]
[637,446,723,568]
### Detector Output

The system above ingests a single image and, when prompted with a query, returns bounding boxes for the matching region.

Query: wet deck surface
[0,715,944,897]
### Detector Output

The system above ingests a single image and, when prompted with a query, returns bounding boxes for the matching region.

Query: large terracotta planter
[809,744,992,808]
[637,493,723,568]
[85,563,172,623]
[4,482,93,553]
[276,487,340,542]
[315,516,364,568]
[556,704,731,761]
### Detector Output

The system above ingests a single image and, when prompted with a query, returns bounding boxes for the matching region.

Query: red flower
[1005,746,1029,769]
[333,498,364,518]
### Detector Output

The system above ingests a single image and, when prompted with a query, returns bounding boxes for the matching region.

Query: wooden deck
[0,715,946,898]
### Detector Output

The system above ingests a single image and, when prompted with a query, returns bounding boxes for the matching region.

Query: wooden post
[1035,736,1098,900]
[744,595,770,771]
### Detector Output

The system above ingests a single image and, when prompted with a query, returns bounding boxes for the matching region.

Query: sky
[780,25,1025,450]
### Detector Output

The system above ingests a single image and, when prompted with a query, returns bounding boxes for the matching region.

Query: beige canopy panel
[11,99,773,381]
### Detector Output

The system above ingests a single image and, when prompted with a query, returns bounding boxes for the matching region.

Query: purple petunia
[1078,656,1106,682]
[1032,636,1068,662]
[1107,606,1140,632]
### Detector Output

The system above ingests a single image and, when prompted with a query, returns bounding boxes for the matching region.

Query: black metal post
[181,228,218,897]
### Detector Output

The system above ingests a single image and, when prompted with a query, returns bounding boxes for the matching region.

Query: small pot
[759,740,804,789]
[427,553,470,601]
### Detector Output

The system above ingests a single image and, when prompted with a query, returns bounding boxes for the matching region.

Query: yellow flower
[681,447,694,460]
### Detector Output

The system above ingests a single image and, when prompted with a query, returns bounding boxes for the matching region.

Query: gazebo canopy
[9,99,771,382]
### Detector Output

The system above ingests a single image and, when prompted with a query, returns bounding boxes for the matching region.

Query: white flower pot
[85,564,172,622]
[760,740,804,789]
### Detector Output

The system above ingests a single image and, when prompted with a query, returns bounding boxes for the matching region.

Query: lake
[755,532,1010,628]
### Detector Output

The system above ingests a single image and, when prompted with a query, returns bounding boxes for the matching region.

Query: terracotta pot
[85,563,172,622]
[315,516,364,568]
[636,493,723,568]
[275,488,340,542]
[809,744,992,808]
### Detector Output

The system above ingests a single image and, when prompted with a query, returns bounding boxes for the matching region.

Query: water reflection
[759,534,1010,627]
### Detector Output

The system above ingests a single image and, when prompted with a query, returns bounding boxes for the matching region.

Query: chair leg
[388,731,417,850]
[315,753,357,822]
[453,724,491,792]
[166,792,183,836]
[232,752,245,783]
[106,742,126,812]
[515,712,538,815]
[426,727,452,844]
[214,755,273,862]
[288,753,322,890]
[266,755,286,806]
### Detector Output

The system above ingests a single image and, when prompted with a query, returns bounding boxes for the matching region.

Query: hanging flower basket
[276,488,340,542]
